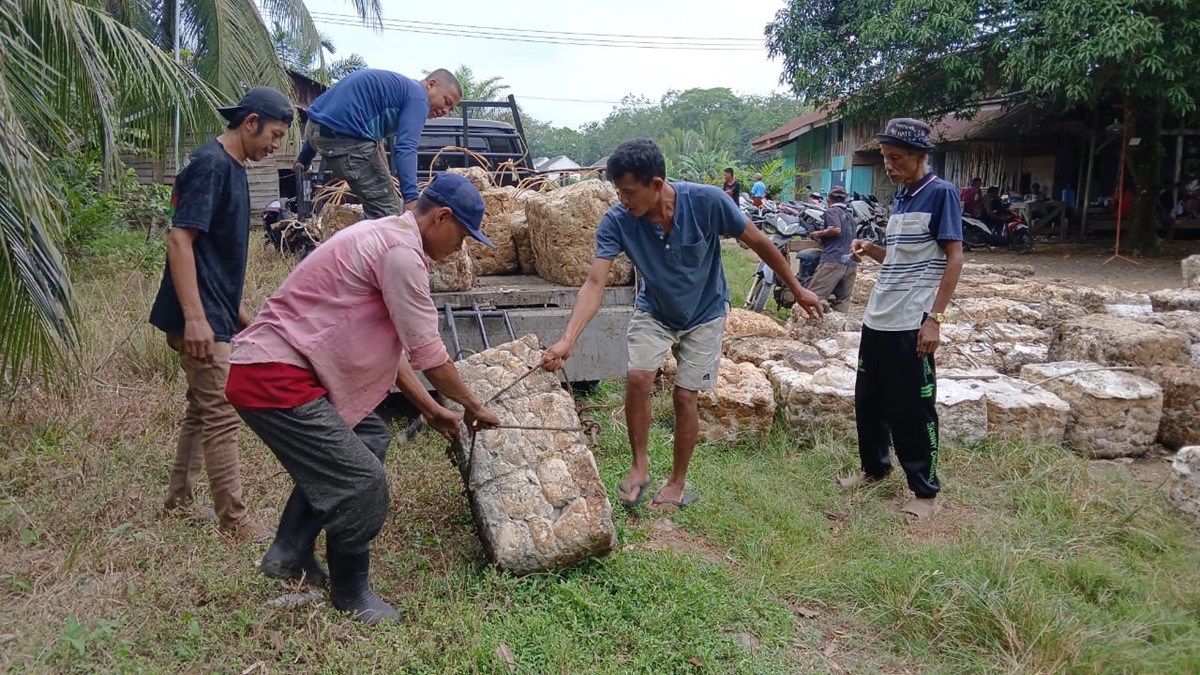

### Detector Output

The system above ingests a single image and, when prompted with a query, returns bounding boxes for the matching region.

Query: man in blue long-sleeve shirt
[297,68,462,219]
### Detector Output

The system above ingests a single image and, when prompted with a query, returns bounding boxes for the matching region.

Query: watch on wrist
[930,312,946,324]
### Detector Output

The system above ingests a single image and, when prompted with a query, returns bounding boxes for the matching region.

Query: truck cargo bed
[430,275,636,383]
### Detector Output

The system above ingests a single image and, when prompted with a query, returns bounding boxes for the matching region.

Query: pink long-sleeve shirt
[230,213,449,426]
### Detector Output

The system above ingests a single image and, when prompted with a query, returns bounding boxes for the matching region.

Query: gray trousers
[237,398,392,554]
[807,261,857,313]
[305,122,402,220]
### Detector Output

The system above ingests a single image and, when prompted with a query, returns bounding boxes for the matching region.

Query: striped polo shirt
[864,172,963,331]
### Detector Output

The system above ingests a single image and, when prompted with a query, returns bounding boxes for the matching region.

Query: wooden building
[123,70,328,219]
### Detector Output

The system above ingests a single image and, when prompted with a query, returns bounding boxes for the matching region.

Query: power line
[304,13,764,51]
[305,12,762,44]
[520,95,624,104]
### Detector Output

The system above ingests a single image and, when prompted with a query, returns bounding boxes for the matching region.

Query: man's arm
[850,239,886,264]
[422,361,499,431]
[813,209,841,240]
[297,142,316,169]
[739,222,823,318]
[394,358,463,439]
[542,257,614,370]
[394,108,424,210]
[166,227,214,360]
[917,240,963,356]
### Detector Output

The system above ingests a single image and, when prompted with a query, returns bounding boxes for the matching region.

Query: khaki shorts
[627,310,725,391]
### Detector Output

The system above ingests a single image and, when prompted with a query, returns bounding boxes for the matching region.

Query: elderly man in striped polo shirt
[840,118,965,522]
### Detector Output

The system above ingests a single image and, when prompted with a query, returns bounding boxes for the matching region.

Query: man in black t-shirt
[150,86,294,542]
[722,167,741,204]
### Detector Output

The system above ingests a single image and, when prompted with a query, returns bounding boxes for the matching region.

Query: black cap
[218,86,295,125]
[876,117,935,151]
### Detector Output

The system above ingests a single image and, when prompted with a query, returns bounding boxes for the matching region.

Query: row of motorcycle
[739,191,888,313]
[740,190,1033,314]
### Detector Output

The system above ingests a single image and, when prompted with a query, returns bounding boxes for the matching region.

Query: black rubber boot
[259,488,328,588]
[326,544,399,625]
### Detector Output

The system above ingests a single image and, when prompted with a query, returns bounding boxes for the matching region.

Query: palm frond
[0,0,226,383]
[184,0,290,98]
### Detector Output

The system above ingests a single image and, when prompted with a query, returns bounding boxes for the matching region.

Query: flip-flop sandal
[650,491,699,510]
[837,473,880,490]
[900,498,939,522]
[616,480,651,509]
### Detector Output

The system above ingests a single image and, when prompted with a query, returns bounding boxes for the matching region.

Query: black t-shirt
[723,179,741,203]
[149,139,250,342]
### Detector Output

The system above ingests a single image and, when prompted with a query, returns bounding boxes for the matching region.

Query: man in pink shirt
[226,172,500,625]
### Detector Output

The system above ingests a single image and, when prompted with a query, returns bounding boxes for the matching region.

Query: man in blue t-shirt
[150,87,295,542]
[750,173,768,206]
[840,118,964,523]
[541,139,823,510]
[296,68,462,219]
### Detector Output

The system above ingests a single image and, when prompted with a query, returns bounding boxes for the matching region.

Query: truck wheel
[746,277,771,313]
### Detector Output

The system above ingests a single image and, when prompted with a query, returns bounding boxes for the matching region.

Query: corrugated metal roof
[751,106,837,152]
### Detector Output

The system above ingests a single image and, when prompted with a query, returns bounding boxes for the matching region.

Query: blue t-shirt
[595,182,748,330]
[149,139,250,342]
[303,69,430,203]
[751,181,767,198]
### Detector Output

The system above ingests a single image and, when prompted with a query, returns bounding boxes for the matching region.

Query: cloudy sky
[303,0,794,128]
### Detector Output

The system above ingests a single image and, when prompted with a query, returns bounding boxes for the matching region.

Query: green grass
[2,244,1200,673]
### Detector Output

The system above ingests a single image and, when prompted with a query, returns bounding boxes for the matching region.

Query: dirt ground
[966,239,1200,292]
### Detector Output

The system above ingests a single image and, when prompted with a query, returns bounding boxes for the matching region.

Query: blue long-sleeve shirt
[301,69,430,204]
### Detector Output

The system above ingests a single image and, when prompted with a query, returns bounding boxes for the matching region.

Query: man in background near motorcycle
[841,118,963,523]
[295,68,462,219]
[722,167,741,204]
[150,86,295,542]
[806,185,857,312]
[982,185,1009,234]
[541,139,822,512]
[751,172,767,206]
[960,177,984,218]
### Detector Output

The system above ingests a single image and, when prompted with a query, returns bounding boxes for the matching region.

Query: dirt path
[966,240,1200,292]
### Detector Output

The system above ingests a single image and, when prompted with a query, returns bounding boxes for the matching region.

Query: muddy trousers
[854,325,941,498]
[237,398,393,554]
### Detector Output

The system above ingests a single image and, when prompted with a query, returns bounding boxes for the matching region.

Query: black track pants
[854,325,941,498]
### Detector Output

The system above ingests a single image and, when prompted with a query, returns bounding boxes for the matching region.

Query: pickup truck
[301,96,632,385]
[422,97,630,383]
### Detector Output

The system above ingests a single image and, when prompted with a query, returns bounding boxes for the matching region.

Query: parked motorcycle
[849,192,888,244]
[262,167,330,257]
[1177,179,1200,219]
[962,211,1033,252]
[744,210,821,312]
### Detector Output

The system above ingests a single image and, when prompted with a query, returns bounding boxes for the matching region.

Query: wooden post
[1173,133,1185,216]
[1080,132,1097,239]
[1074,138,1087,240]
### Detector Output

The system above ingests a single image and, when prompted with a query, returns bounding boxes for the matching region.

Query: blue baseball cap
[876,117,936,151]
[421,173,494,248]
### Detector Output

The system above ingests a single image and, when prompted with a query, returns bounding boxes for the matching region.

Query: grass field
[2,241,1199,673]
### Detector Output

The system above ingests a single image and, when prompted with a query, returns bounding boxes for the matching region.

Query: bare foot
[650,481,698,510]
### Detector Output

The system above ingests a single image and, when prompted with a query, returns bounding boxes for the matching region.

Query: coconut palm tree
[0,0,380,385]
[269,20,367,85]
